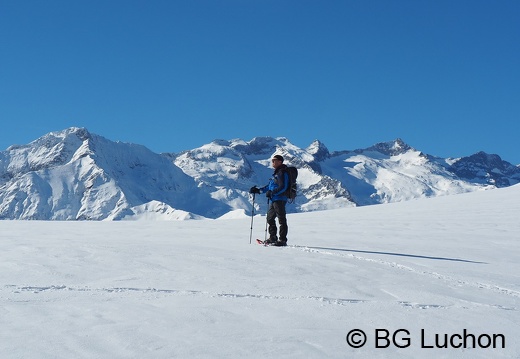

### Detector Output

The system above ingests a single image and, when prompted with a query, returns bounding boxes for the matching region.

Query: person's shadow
[294,245,487,264]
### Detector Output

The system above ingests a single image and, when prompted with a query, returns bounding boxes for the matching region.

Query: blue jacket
[261,165,289,202]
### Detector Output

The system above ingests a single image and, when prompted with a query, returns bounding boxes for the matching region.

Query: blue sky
[1,0,519,164]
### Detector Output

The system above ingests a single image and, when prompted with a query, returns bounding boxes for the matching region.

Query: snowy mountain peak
[449,151,520,187]
[1,128,519,220]
[236,136,289,156]
[27,127,93,153]
[50,126,91,141]
[306,140,330,161]
[363,138,413,156]
[2,127,94,177]
[0,128,231,220]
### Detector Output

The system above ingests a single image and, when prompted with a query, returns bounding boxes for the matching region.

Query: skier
[250,154,289,246]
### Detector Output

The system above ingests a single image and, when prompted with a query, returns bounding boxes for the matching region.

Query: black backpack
[284,166,298,203]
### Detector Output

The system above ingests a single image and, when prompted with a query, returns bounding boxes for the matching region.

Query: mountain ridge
[1,127,519,220]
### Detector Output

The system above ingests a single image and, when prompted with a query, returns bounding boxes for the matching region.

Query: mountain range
[1,127,518,220]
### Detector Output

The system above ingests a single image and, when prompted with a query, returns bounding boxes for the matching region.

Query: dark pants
[267,200,288,242]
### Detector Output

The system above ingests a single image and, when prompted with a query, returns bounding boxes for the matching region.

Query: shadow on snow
[295,246,487,264]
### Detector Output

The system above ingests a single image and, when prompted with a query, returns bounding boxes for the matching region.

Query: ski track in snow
[3,284,366,306]
[3,284,453,311]
[4,239,518,313]
[2,284,362,306]
[290,244,520,307]
[3,242,517,313]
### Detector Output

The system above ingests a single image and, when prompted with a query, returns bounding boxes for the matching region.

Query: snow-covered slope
[169,136,355,214]
[169,136,519,209]
[0,128,228,220]
[319,141,492,205]
[1,127,519,220]
[0,184,518,358]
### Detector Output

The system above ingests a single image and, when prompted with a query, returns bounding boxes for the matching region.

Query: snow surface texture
[1,127,519,220]
[1,184,519,358]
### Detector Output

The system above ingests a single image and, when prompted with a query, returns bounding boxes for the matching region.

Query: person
[249,154,290,246]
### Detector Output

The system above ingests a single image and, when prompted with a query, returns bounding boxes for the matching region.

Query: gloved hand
[266,190,272,199]
[249,186,260,194]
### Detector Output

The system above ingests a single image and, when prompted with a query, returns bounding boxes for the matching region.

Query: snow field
[0,185,519,358]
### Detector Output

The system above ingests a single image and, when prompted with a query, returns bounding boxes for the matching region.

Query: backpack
[284,166,298,203]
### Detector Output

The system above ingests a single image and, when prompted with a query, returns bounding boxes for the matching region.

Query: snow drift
[0,183,518,358]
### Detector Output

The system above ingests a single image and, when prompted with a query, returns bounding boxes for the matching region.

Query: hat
[272,154,284,162]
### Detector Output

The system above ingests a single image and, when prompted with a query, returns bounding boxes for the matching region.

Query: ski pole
[249,193,255,244]
[264,198,270,242]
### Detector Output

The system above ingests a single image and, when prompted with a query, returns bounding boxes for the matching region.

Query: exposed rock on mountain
[1,128,518,220]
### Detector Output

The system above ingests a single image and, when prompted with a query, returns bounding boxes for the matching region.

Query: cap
[272,154,284,162]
